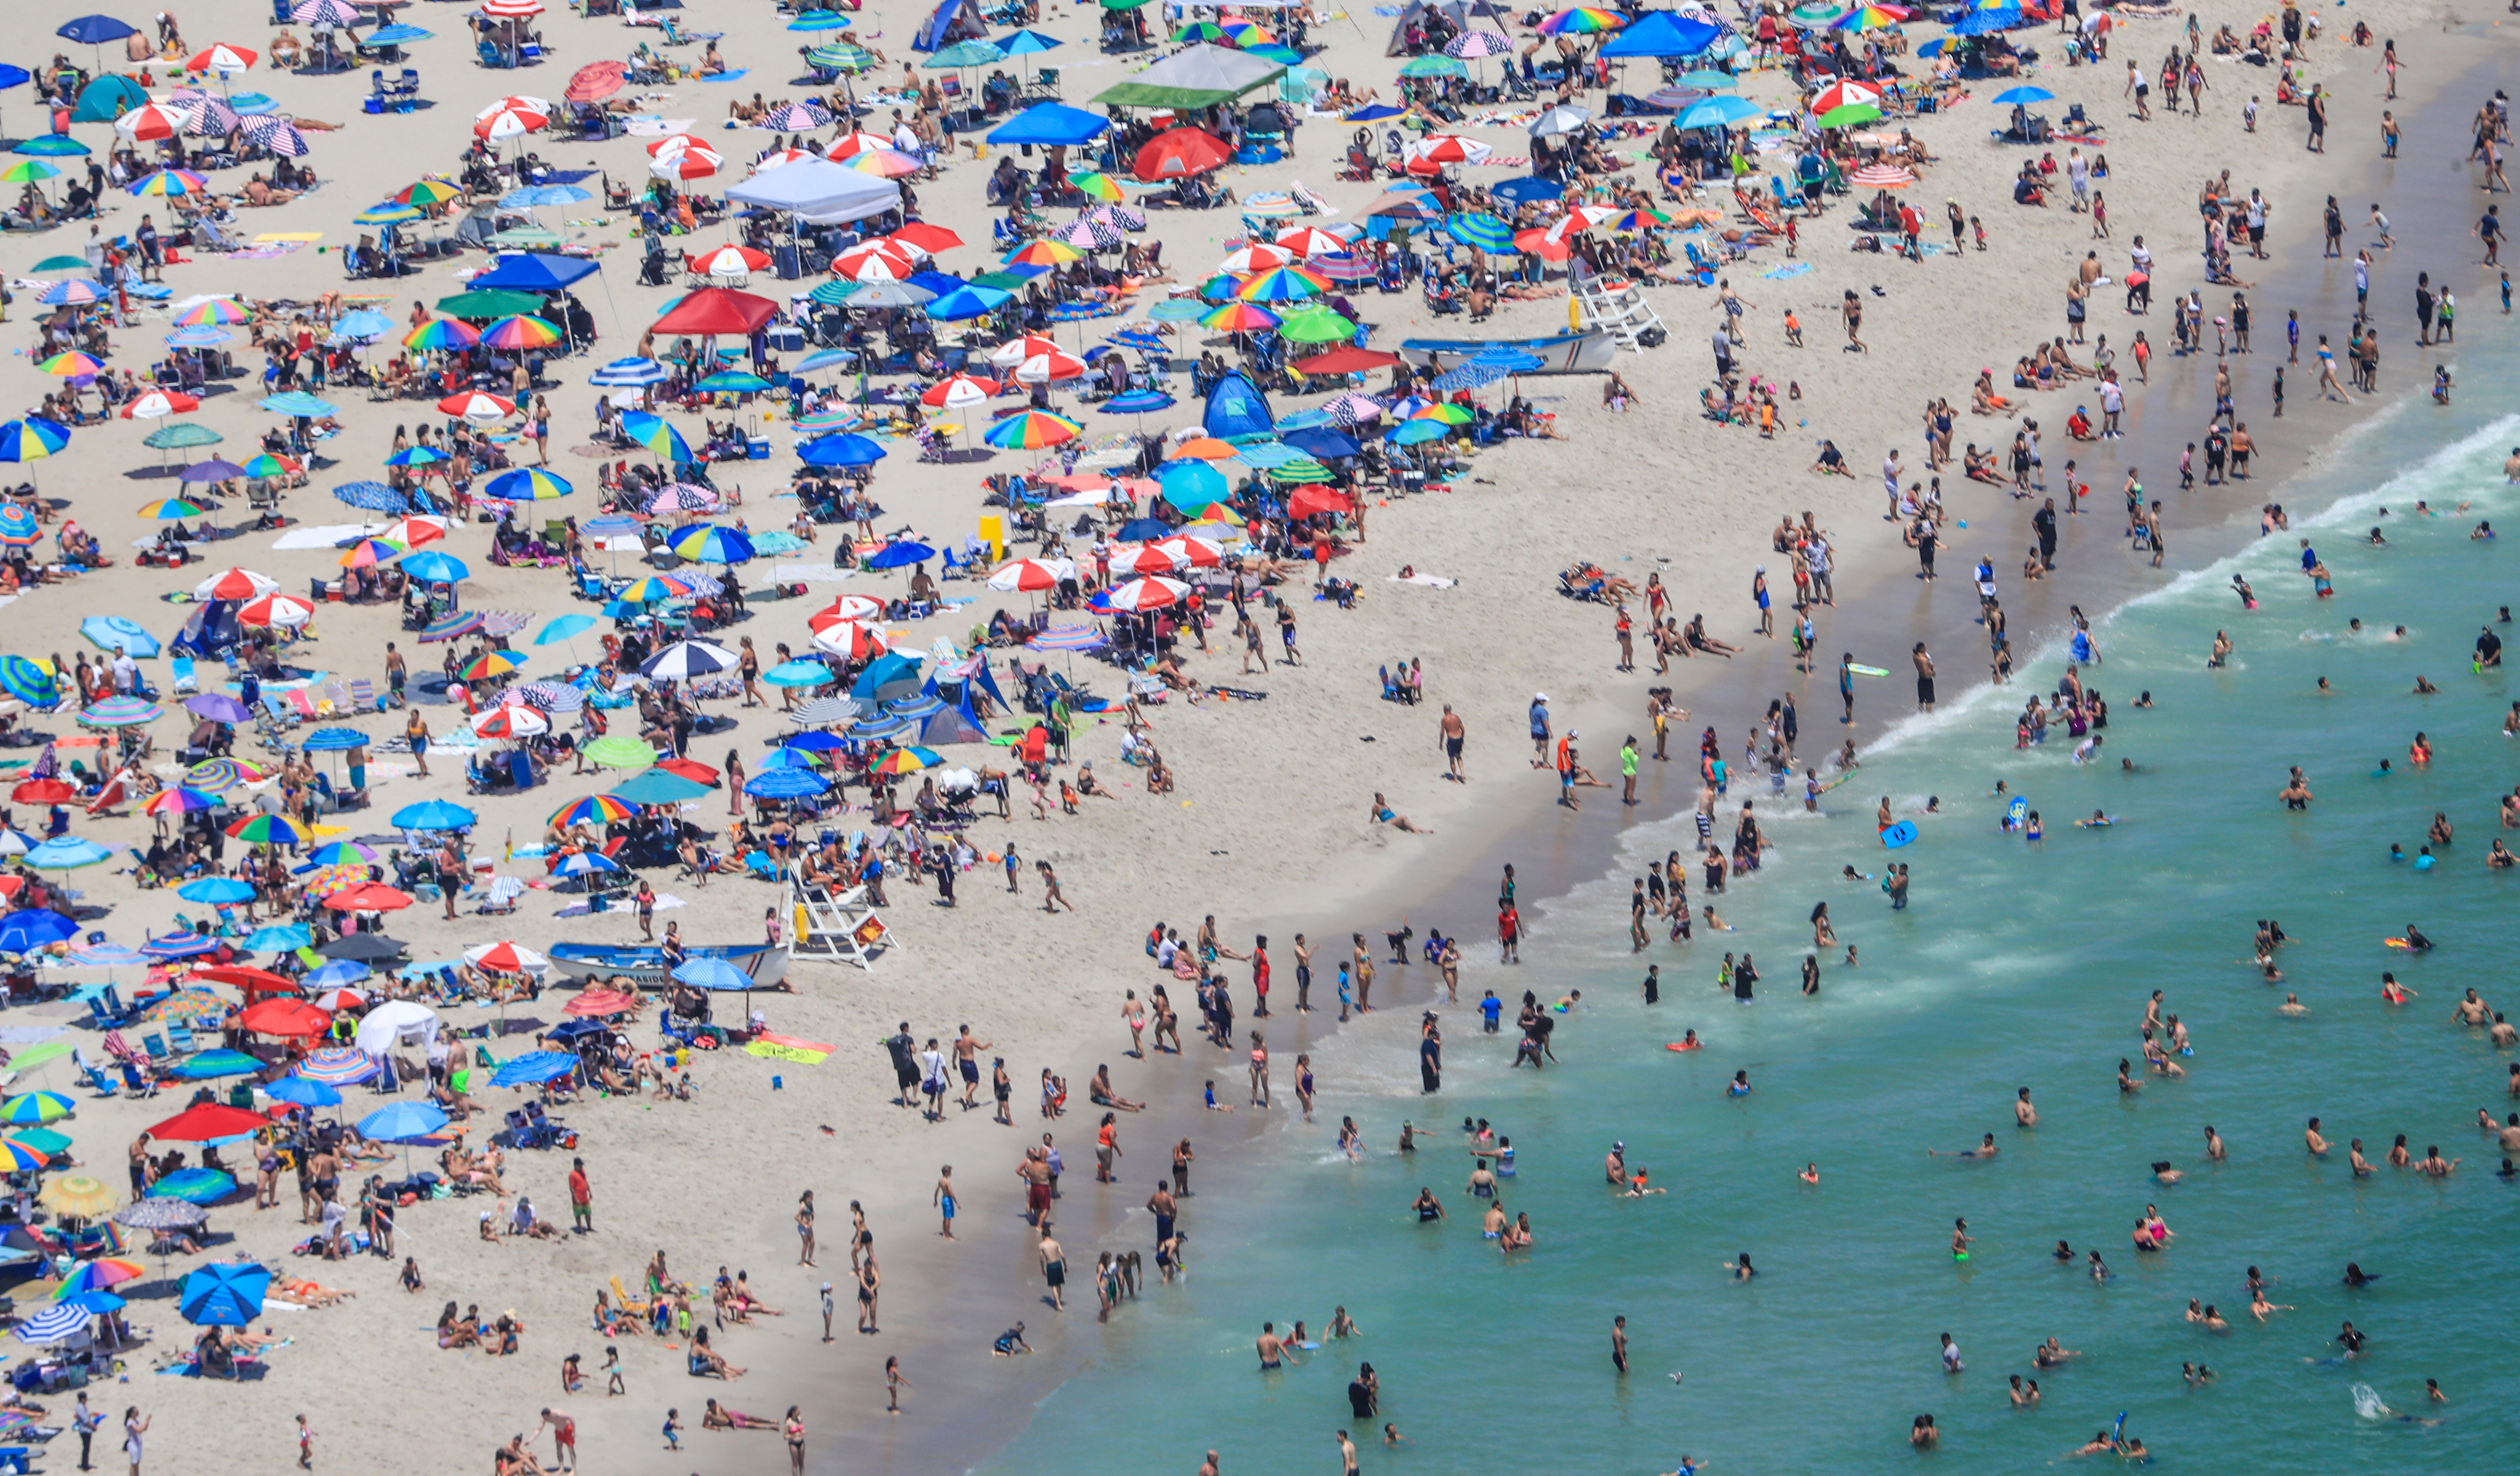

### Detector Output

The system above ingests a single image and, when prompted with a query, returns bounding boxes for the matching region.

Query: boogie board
[2076,817,2116,828]
[1665,1041,1702,1052]
[2382,937,2419,949]
[1881,821,1918,848]
[2005,796,2028,829]
[1847,663,1891,677]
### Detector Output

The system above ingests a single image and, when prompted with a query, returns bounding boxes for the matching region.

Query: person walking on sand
[568,1158,592,1233]
[1439,703,1467,782]
[121,1408,148,1476]
[1037,860,1073,913]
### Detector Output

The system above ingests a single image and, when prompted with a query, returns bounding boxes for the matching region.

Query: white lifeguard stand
[789,874,897,971]
[1571,270,1665,353]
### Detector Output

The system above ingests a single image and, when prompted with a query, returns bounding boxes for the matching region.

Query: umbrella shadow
[936,447,996,464]
[122,465,183,481]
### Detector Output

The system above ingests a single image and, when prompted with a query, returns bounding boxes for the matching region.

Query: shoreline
[736,30,2511,1474]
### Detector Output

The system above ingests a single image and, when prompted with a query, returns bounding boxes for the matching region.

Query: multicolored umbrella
[403,317,480,351]
[981,410,1082,451]
[480,315,563,350]
[226,814,313,846]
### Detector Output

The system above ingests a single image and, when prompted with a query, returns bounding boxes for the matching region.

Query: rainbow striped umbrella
[172,298,251,327]
[981,410,1083,451]
[36,353,105,377]
[1833,3,1905,26]
[52,1258,145,1296]
[337,538,406,568]
[1234,266,1328,302]
[0,507,42,547]
[1200,301,1282,332]
[458,650,524,681]
[130,169,209,196]
[295,1048,379,1086]
[1539,5,1626,31]
[397,179,463,206]
[238,453,296,479]
[226,814,312,846]
[402,317,480,351]
[483,468,571,501]
[1004,239,1083,267]
[140,787,222,817]
[480,314,563,350]
[1066,171,1126,201]
[1,1092,75,1126]
[137,497,213,521]
[303,842,379,866]
[184,757,270,792]
[615,575,695,604]
[549,794,635,828]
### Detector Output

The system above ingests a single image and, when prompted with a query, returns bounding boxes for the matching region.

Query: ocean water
[967,376,2520,1473]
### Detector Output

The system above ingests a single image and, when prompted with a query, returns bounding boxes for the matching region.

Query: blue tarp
[466,253,600,291]
[1599,12,1723,59]
[912,0,987,52]
[985,102,1111,146]
[1201,371,1274,441]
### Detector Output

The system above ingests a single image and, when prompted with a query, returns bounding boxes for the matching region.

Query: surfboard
[2382,937,2417,949]
[1881,821,1918,848]
[1847,663,1891,677]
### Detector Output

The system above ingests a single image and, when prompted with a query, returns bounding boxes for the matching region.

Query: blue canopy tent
[913,0,988,52]
[1201,371,1275,441]
[467,253,600,291]
[986,102,1111,146]
[1599,11,1723,59]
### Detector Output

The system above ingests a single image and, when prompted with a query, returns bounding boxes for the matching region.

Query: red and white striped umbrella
[186,43,260,74]
[1105,545,1182,577]
[437,391,516,421]
[1402,133,1492,168]
[751,148,817,173]
[918,372,999,409]
[1809,78,1885,116]
[651,147,722,181]
[466,940,550,973]
[824,131,894,159]
[1848,163,1918,188]
[1006,349,1087,384]
[114,102,192,142]
[1273,226,1350,258]
[196,567,278,601]
[832,240,920,282]
[471,704,549,739]
[480,0,546,15]
[474,102,551,141]
[810,620,892,659]
[1154,536,1225,569]
[645,131,712,158]
[1106,576,1190,612]
[810,594,885,626]
[986,557,1074,593]
[378,516,449,548]
[985,333,1064,368]
[309,987,368,1012]
[120,389,201,421]
[1217,241,1294,274]
[237,593,315,629]
[686,243,771,278]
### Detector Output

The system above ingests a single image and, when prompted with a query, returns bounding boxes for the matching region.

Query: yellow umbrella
[38,1174,117,1219]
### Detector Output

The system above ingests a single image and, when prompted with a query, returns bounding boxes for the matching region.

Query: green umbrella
[1398,55,1465,79]
[1100,0,1156,8]
[1818,102,1883,129]
[439,290,547,319]
[1268,458,1337,483]
[930,39,1005,67]
[143,423,223,450]
[1274,307,1359,344]
[491,226,563,248]
[582,736,660,770]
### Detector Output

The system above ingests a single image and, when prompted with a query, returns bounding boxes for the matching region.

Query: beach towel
[1386,573,1458,588]
[1761,261,1813,279]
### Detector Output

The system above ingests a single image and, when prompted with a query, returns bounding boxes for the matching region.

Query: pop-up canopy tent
[986,101,1111,146]
[468,252,601,291]
[1093,43,1286,110]
[1599,11,1725,58]
[726,158,902,225]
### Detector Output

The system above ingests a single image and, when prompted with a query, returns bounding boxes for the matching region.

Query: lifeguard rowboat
[1394,331,1616,373]
[546,942,789,989]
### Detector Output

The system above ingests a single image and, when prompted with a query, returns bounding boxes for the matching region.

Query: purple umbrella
[184,693,251,723]
[178,458,248,483]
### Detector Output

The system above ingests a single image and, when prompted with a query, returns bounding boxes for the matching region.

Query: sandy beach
[0,0,2510,1470]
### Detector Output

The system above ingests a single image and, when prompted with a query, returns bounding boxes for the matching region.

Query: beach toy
[1665,1041,1701,1052]
[1881,821,1918,848]
[2005,797,2027,829]
[1847,664,1890,677]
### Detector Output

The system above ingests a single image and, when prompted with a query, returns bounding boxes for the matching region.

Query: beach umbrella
[0,1092,74,1126]
[490,1052,580,1088]
[178,1262,270,1328]
[195,567,278,601]
[1849,163,1918,188]
[177,877,257,905]
[389,799,477,832]
[238,999,329,1037]
[245,923,313,953]
[36,352,105,377]
[1810,79,1886,114]
[744,768,830,801]
[13,1304,88,1344]
[264,1077,339,1110]
[982,410,1082,451]
[417,611,485,645]
[225,814,312,847]
[669,525,755,565]
[987,557,1073,593]
[0,417,71,469]
[1817,102,1882,128]
[1679,94,1763,129]
[147,1103,273,1142]
[237,594,314,629]
[295,1048,379,1086]
[20,836,112,874]
[40,1174,118,1220]
[640,641,736,682]
[0,509,37,552]
[765,660,833,689]
[1991,85,2056,105]
[400,551,471,584]
[1106,576,1189,612]
[358,1102,450,1143]
[582,736,660,770]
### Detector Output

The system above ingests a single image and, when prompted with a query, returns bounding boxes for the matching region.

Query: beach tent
[1600,11,1724,58]
[71,75,147,123]
[912,0,988,52]
[1201,371,1275,441]
[852,653,924,703]
[467,253,600,291]
[918,696,989,747]
[1382,0,1516,56]
[725,158,901,225]
[170,601,242,657]
[1093,44,1286,110]
[986,102,1110,147]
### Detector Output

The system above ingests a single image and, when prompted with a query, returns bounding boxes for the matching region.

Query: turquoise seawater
[971,394,2520,1472]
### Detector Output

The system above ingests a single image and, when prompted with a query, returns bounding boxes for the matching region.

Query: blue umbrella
[1114,517,1171,542]
[25,837,111,871]
[245,923,312,952]
[588,357,670,387]
[1443,213,1515,252]
[744,767,831,799]
[764,659,833,687]
[1488,176,1562,205]
[391,800,478,831]
[797,432,886,467]
[400,551,471,583]
[177,878,256,905]
[142,932,220,959]
[925,284,1014,321]
[1949,5,2023,35]
[1678,94,1764,129]
[260,392,335,418]
[535,614,597,646]
[0,910,77,956]
[0,656,57,707]
[499,184,594,208]
[175,1049,264,1081]
[56,15,137,45]
[1155,459,1229,510]
[671,957,756,991]
[303,959,371,989]
[80,615,159,657]
[148,1168,235,1204]
[779,731,848,751]
[67,1291,125,1315]
[357,1102,449,1142]
[862,541,935,570]
[178,1263,270,1328]
[367,23,432,44]
[1103,389,1178,416]
[334,309,395,340]
[1991,85,2055,105]
[301,727,368,753]
[264,1077,340,1109]
[551,851,622,877]
[758,745,822,770]
[332,480,408,514]
[489,1051,580,1088]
